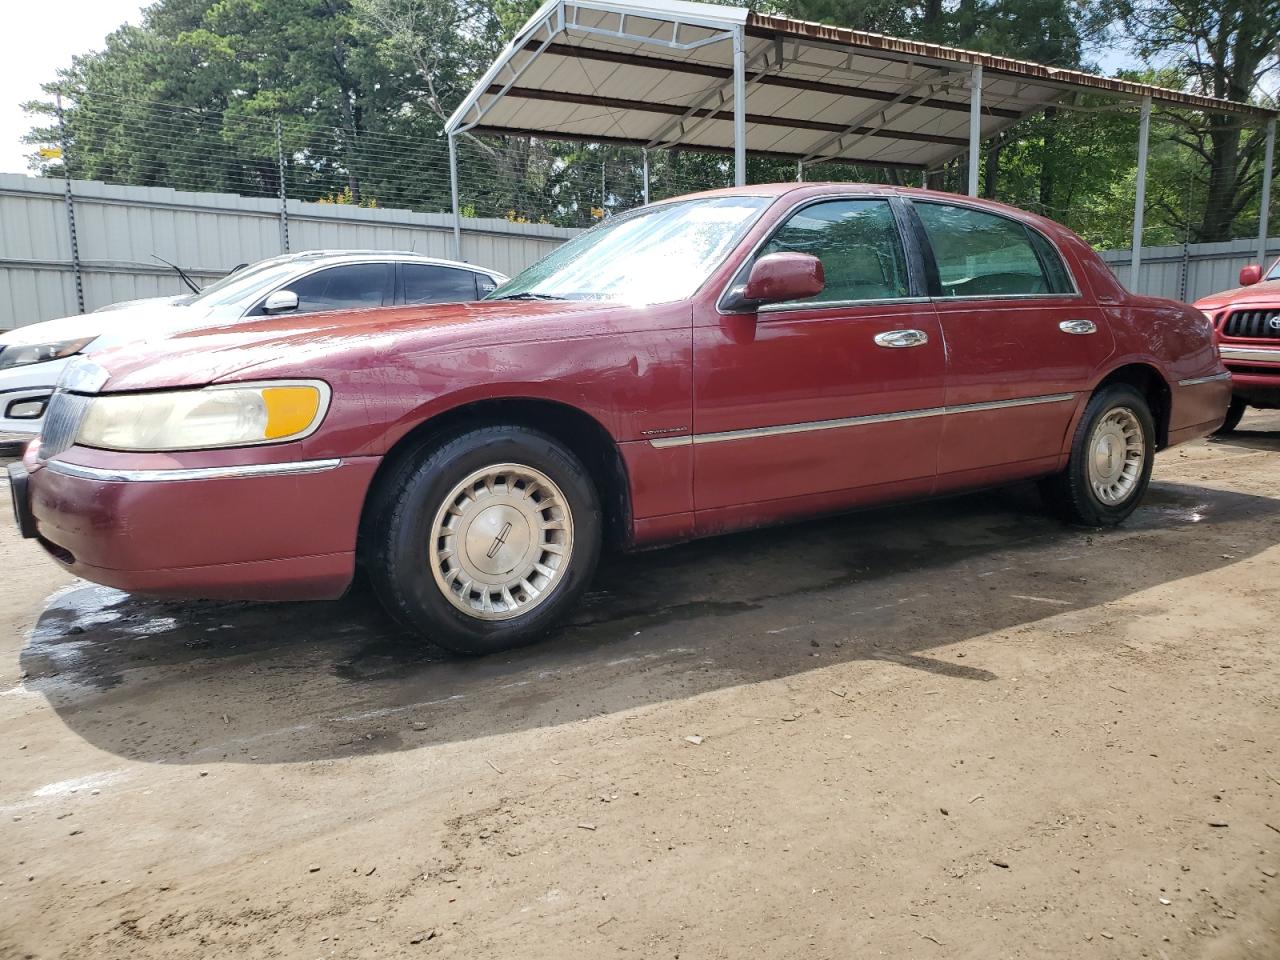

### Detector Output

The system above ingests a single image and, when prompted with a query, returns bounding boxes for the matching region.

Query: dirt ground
[1,413,1278,960]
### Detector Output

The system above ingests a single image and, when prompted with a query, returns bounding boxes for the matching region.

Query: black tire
[1039,384,1156,527]
[1213,396,1247,435]
[364,425,602,655]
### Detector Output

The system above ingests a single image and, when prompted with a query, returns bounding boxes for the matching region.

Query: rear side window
[760,198,910,304]
[914,203,1073,297]
[402,263,481,304]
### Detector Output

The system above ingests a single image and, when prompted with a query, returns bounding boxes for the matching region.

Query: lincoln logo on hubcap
[487,521,513,559]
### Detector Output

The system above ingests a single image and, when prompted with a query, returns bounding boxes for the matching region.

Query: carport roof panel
[446,0,1277,169]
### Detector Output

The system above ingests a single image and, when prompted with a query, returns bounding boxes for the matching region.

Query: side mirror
[723,252,825,311]
[1239,264,1262,286]
[263,289,300,313]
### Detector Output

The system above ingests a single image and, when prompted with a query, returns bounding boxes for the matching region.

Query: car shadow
[17,478,1280,765]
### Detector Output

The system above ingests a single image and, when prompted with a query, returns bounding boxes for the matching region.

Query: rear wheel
[365,425,602,654]
[1213,395,1247,435]
[1040,384,1155,527]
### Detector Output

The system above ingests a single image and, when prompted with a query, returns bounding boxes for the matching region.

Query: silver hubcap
[1087,406,1145,505]
[429,463,574,621]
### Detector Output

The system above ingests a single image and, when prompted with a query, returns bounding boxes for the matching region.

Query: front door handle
[874,328,929,348]
[1059,319,1097,335]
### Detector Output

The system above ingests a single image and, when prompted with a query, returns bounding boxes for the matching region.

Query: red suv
[10,185,1230,654]
[1195,257,1280,432]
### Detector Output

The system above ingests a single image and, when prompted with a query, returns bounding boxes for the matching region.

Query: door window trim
[716,193,928,315]
[245,260,394,316]
[905,198,1082,301]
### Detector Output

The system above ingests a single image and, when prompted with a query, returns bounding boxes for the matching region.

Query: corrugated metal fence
[1097,239,1278,302]
[0,174,577,330]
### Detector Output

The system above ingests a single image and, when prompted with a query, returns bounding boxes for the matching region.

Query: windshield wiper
[152,254,201,294]
[488,292,566,301]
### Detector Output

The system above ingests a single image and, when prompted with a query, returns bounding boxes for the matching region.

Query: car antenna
[151,253,201,294]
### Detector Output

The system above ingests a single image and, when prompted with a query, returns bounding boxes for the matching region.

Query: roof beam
[468,123,928,169]
[801,68,950,164]
[525,40,1024,120]
[485,84,971,147]
[647,36,785,150]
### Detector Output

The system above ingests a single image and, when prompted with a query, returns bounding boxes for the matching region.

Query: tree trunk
[1197,116,1242,241]
[1039,107,1058,214]
[983,142,1000,199]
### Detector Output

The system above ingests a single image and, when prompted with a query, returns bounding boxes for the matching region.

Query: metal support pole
[275,119,290,253]
[1131,95,1152,290]
[732,26,746,187]
[55,93,84,314]
[642,148,650,205]
[1258,118,1276,267]
[796,160,804,182]
[967,64,983,197]
[448,132,462,261]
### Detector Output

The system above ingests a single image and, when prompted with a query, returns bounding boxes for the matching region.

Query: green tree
[1117,0,1279,240]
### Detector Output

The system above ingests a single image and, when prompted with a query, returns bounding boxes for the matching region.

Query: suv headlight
[76,380,331,451]
[0,337,94,370]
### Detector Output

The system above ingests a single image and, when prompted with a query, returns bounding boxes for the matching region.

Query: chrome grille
[1222,308,1280,340]
[39,391,92,460]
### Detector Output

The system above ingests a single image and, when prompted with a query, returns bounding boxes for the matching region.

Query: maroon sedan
[10,185,1229,654]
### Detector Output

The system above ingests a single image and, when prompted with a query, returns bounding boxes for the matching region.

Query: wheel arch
[1093,362,1172,449]
[357,396,633,557]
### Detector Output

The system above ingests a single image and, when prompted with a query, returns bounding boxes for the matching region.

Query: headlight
[0,337,94,370]
[75,380,331,452]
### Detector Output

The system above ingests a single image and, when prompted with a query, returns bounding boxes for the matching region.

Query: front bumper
[16,448,381,601]
[1218,344,1280,403]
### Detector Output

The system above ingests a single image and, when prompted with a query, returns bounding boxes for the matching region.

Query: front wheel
[1040,384,1155,527]
[1213,395,1247,435]
[365,426,602,655]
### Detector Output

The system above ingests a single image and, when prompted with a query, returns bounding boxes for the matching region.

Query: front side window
[267,263,392,315]
[760,199,909,305]
[402,263,479,304]
[488,196,771,306]
[914,202,1073,297]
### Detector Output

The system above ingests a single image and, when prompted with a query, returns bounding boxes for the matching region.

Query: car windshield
[185,256,304,308]
[488,196,772,305]
[1267,259,1280,281]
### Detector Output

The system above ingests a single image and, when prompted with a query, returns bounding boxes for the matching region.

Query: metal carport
[445,0,1278,286]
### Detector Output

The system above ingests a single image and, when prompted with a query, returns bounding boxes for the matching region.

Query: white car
[0,251,506,440]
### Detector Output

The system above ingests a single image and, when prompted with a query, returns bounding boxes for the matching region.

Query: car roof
[262,250,505,279]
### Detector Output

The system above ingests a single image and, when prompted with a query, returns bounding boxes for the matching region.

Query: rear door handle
[1059,319,1097,335]
[874,329,929,348]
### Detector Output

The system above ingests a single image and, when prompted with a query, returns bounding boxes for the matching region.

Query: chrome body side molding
[649,393,1077,448]
[1176,372,1232,387]
[44,458,343,483]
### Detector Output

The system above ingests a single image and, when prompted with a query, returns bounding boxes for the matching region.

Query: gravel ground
[1,412,1278,959]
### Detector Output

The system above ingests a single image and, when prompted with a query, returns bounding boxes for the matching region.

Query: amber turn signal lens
[262,385,323,439]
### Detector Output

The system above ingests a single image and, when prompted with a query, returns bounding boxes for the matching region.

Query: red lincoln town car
[1194,255,1280,432]
[10,184,1230,654]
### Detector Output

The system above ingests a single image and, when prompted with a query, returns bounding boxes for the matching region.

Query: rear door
[692,195,945,514]
[909,200,1112,477]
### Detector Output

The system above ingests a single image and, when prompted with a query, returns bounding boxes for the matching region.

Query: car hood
[85,299,632,392]
[1194,278,1280,310]
[0,303,227,349]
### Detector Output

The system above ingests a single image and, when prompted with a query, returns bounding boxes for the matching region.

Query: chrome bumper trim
[1219,346,1280,364]
[1177,372,1232,387]
[43,458,343,483]
[650,393,1076,449]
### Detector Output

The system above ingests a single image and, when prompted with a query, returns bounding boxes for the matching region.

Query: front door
[908,200,1113,478]
[692,196,946,519]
